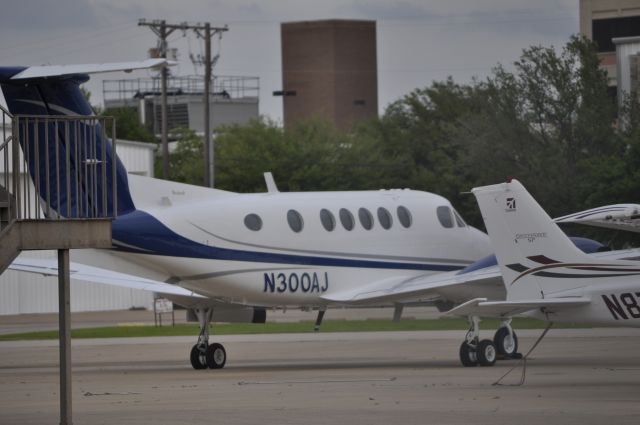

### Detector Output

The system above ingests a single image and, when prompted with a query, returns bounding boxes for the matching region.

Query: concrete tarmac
[2,329,640,425]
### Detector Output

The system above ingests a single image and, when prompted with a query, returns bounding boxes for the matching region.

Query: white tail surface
[472,180,597,301]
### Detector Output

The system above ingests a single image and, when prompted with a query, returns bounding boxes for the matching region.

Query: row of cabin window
[244,205,464,233]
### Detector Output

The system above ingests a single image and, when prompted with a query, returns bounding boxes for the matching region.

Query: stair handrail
[0,104,117,225]
[0,104,16,231]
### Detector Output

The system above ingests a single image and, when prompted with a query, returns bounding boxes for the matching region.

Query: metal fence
[0,105,118,228]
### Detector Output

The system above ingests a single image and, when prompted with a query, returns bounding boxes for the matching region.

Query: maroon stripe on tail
[527,255,559,264]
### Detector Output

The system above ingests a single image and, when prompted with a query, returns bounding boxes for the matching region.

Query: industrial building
[102,75,259,136]
[280,19,378,131]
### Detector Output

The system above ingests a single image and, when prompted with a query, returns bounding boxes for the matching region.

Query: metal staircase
[1,104,115,425]
[0,107,114,263]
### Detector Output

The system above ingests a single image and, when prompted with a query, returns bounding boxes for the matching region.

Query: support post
[58,249,72,425]
[393,303,404,322]
[314,309,326,332]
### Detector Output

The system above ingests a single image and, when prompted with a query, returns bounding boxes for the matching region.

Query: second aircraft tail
[471,179,620,301]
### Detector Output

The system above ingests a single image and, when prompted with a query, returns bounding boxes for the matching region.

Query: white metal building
[0,136,158,315]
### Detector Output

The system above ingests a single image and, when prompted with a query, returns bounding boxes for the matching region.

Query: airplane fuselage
[527,278,640,327]
[108,176,492,307]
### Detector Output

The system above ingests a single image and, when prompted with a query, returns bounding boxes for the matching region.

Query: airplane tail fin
[0,61,166,217]
[471,179,601,300]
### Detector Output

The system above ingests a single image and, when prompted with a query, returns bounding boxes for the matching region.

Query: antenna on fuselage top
[264,172,279,193]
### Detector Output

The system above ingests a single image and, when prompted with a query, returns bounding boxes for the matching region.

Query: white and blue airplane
[0,60,497,369]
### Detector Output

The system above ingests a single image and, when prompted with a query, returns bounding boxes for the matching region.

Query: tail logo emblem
[506,197,516,211]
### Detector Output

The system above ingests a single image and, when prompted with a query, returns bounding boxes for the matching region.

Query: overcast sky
[0,0,579,121]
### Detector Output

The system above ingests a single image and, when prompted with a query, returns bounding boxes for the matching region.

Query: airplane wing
[9,59,173,80]
[554,204,640,233]
[8,257,205,299]
[444,297,591,318]
[321,264,505,306]
[320,245,640,308]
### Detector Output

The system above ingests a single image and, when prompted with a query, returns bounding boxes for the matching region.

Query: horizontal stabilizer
[445,297,590,318]
[9,257,204,299]
[9,59,173,80]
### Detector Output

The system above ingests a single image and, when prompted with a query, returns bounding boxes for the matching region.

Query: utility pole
[139,19,228,186]
[204,23,213,187]
[193,22,228,187]
[138,19,177,180]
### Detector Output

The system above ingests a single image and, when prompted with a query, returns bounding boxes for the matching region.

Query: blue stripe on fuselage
[111,210,463,272]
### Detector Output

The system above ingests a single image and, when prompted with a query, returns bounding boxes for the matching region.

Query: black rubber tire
[477,339,497,367]
[459,341,478,367]
[190,344,207,370]
[205,343,227,369]
[494,327,519,357]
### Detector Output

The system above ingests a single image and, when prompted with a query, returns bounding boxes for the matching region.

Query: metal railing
[0,105,118,230]
[103,75,260,102]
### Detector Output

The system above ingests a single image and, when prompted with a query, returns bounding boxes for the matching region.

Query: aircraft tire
[205,343,227,369]
[459,341,478,367]
[477,339,497,366]
[494,327,518,357]
[190,344,208,370]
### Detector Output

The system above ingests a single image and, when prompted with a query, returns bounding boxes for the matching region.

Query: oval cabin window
[339,208,355,231]
[287,209,304,233]
[397,206,412,228]
[320,209,336,231]
[377,207,392,230]
[358,208,374,230]
[244,213,263,231]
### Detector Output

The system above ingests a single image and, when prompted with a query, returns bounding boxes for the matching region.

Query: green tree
[213,118,394,193]
[368,79,485,217]
[353,35,622,228]
[102,107,156,144]
[165,127,204,184]
[453,35,618,221]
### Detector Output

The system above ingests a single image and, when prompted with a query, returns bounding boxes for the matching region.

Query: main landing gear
[459,317,521,367]
[189,308,227,370]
